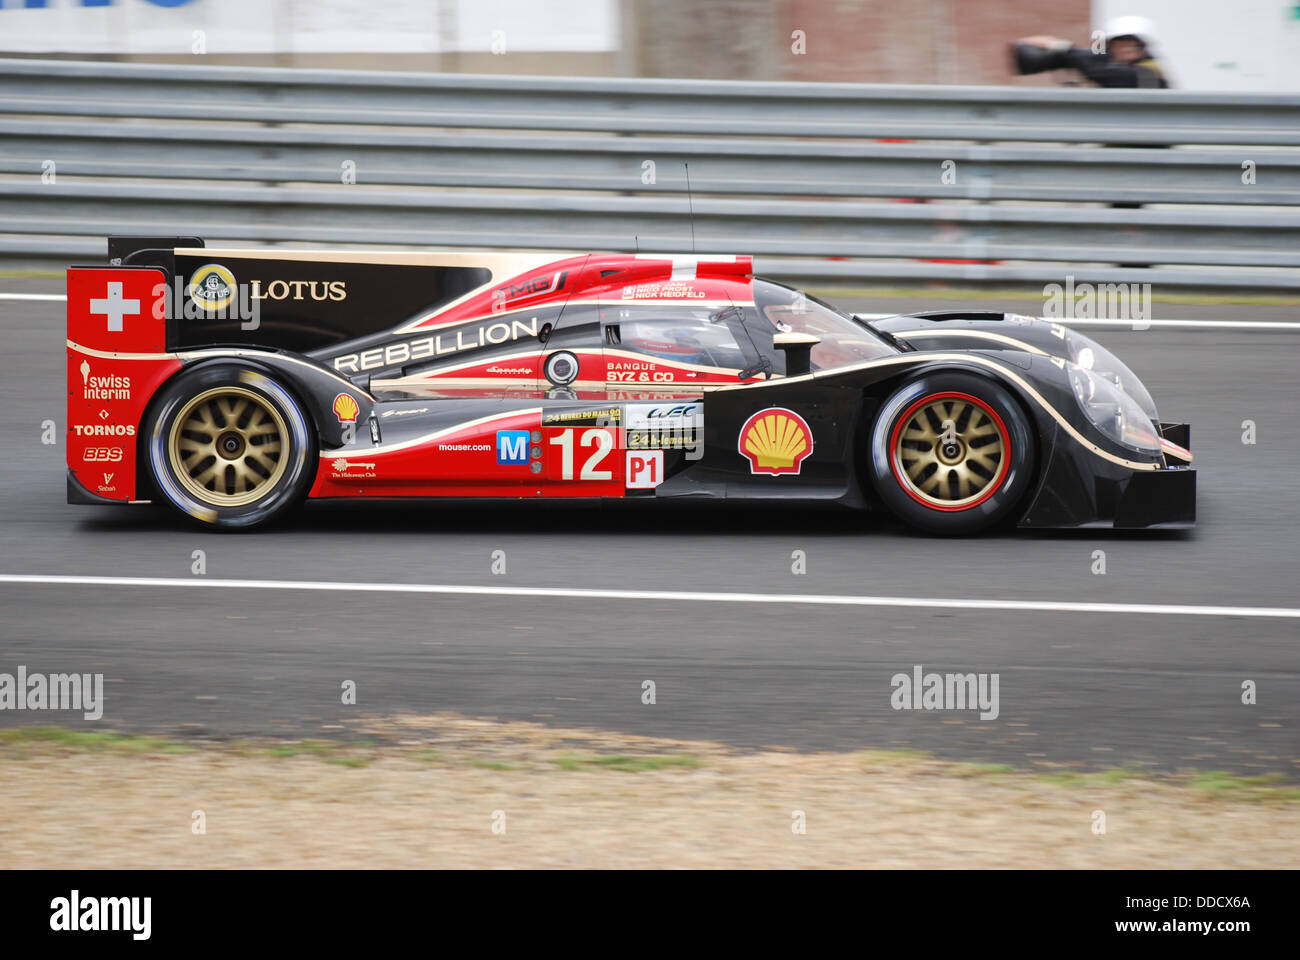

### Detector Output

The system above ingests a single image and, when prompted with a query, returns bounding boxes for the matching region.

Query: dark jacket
[1061,49,1169,88]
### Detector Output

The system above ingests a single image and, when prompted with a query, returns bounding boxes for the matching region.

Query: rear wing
[106,235,551,354]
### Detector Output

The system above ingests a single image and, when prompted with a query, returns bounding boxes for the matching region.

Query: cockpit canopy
[748,279,897,372]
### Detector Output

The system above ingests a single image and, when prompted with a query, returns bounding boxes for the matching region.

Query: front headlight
[1064,330,1158,422]
[1067,362,1161,454]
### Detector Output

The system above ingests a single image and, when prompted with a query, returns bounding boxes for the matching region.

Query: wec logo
[643,404,697,419]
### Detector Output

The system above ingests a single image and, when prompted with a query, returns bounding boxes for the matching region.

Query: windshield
[619,311,750,369]
[750,279,897,371]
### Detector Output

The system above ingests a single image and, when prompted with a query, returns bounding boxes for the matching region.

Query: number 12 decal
[548,428,616,480]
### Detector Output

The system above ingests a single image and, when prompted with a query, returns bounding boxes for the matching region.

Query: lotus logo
[333,393,359,423]
[188,264,236,311]
[738,407,813,476]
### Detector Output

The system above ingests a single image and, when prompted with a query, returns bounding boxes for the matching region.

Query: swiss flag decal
[67,267,166,354]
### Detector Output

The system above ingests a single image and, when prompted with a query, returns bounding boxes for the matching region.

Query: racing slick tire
[869,372,1036,535]
[145,363,315,530]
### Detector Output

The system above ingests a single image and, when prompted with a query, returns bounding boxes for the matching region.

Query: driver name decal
[621,282,707,300]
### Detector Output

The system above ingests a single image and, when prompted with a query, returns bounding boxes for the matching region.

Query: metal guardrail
[6,119,1300,205]
[2,57,1299,289]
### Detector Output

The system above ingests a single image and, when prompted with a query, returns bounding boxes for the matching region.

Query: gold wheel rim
[893,394,1008,509]
[168,386,288,507]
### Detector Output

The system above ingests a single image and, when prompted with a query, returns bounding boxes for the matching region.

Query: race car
[66,238,1194,533]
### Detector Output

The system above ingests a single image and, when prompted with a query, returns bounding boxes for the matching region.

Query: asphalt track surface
[2,280,1297,777]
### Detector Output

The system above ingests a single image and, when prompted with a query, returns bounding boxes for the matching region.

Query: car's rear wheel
[869,371,1035,535]
[146,363,314,530]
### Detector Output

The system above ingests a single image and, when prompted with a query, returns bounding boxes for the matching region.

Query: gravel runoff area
[1,714,1296,869]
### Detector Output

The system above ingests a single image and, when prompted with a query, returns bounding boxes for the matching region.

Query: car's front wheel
[869,371,1036,535]
[145,363,315,530]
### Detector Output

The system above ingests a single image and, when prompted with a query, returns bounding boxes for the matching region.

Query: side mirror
[738,357,772,382]
[773,332,820,377]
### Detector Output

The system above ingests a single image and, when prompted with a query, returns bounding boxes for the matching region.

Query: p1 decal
[333,393,360,424]
[738,407,813,476]
[626,450,664,489]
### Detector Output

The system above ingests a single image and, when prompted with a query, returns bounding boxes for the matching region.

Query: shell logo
[738,407,813,476]
[333,393,360,423]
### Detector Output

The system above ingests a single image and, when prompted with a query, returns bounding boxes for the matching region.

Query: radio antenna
[684,163,696,254]
[634,235,640,254]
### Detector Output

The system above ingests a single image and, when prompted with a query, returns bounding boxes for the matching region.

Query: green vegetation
[1034,766,1148,787]
[0,269,62,279]
[1186,771,1300,802]
[550,754,701,773]
[955,762,1017,777]
[466,758,516,771]
[0,727,191,754]
[2,727,1295,799]
[856,747,934,766]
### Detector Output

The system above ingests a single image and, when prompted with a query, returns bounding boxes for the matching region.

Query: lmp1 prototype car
[66,237,1193,533]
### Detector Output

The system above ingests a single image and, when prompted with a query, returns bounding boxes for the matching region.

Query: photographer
[1014,16,1170,89]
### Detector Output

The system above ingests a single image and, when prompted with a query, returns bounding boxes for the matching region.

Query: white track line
[2,293,1295,330]
[1,574,1297,619]
[854,312,1300,331]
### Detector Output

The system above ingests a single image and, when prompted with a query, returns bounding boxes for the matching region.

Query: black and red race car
[66,238,1194,533]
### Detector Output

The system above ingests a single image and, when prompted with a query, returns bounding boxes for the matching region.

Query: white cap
[1105,15,1155,45]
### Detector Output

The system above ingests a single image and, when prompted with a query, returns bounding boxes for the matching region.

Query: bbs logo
[83,446,124,463]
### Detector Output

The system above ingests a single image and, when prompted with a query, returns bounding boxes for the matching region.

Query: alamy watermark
[891,664,999,720]
[0,666,104,720]
[1043,275,1152,329]
[50,891,150,940]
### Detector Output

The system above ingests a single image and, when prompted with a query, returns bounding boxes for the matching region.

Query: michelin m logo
[497,430,530,465]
